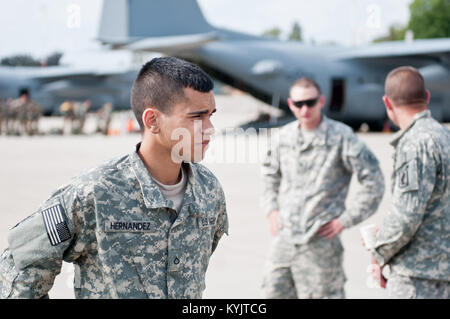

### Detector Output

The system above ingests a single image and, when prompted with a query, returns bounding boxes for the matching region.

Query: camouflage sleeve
[371,139,437,266]
[211,186,228,254]
[0,184,86,298]
[260,132,281,216]
[339,135,385,228]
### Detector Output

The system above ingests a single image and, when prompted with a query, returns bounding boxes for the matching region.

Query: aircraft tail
[98,0,216,51]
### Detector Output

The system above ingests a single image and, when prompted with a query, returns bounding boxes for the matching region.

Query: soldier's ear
[382,95,393,111]
[425,90,430,104]
[287,98,296,113]
[319,95,326,109]
[142,108,160,134]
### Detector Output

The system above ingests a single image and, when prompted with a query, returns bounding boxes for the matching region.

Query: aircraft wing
[1,66,134,82]
[119,32,219,54]
[333,38,450,62]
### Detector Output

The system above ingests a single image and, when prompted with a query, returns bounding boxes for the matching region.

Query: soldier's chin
[171,150,205,164]
[190,150,206,163]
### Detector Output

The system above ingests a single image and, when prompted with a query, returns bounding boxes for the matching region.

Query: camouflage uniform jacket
[372,110,450,281]
[261,115,384,244]
[0,144,229,298]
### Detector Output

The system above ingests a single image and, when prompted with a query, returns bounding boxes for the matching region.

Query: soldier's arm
[260,131,281,216]
[211,187,228,254]
[371,140,437,266]
[0,185,86,298]
[339,135,385,228]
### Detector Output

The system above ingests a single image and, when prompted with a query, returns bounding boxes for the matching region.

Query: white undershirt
[152,167,187,213]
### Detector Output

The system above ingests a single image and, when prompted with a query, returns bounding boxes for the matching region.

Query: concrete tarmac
[0,94,430,299]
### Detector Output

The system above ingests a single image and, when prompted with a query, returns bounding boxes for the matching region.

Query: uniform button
[174,257,180,265]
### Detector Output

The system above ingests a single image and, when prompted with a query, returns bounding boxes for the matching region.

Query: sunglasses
[291,96,320,108]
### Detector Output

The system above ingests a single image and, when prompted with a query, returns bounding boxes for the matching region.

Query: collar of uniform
[129,148,170,209]
[389,110,431,147]
[129,142,200,210]
[296,114,328,146]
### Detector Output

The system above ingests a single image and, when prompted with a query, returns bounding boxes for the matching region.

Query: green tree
[407,0,450,39]
[0,54,41,66]
[46,52,63,66]
[288,22,302,42]
[373,0,450,43]
[262,27,282,39]
[373,24,407,42]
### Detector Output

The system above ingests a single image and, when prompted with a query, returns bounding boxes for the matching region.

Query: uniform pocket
[101,229,164,298]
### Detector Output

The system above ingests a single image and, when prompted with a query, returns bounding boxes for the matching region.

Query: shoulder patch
[41,204,71,246]
[396,160,419,193]
[399,165,409,188]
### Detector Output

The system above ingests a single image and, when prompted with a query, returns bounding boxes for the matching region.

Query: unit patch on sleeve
[41,204,71,246]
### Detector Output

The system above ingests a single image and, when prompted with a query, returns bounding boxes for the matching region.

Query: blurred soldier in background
[23,97,41,135]
[72,100,91,134]
[6,91,26,135]
[4,89,41,136]
[59,99,91,134]
[59,100,75,134]
[261,77,385,299]
[369,66,450,299]
[0,100,3,134]
[96,102,113,135]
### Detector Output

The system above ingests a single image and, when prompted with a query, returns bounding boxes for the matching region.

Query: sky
[0,0,413,63]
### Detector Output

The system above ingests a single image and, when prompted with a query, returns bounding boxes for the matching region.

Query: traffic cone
[126,118,134,133]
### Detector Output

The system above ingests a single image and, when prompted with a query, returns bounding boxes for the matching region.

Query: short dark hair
[130,56,214,130]
[290,77,321,95]
[19,88,30,97]
[385,66,427,106]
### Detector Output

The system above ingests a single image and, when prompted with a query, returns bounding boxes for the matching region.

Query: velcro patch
[399,165,409,188]
[397,160,419,193]
[41,204,71,246]
[197,216,217,229]
[105,221,155,232]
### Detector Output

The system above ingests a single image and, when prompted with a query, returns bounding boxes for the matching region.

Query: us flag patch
[41,204,71,246]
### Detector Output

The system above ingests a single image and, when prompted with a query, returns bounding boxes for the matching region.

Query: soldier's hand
[268,210,281,237]
[371,256,387,288]
[317,218,345,239]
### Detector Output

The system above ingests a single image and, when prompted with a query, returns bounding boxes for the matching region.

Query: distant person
[72,99,91,134]
[0,57,228,299]
[0,100,3,134]
[368,66,449,299]
[16,89,31,135]
[24,98,41,135]
[261,77,385,298]
[59,100,75,134]
[96,102,113,135]
[6,89,41,136]
[6,91,29,135]
[4,98,16,134]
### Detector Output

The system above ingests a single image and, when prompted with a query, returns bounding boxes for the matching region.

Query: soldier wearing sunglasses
[261,77,385,298]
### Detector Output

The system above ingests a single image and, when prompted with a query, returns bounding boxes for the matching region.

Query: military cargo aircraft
[98,0,450,130]
[0,64,138,115]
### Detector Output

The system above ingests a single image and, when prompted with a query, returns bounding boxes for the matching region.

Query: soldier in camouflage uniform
[96,102,113,135]
[24,99,41,135]
[0,57,228,299]
[261,77,384,299]
[0,100,3,134]
[369,66,450,299]
[5,97,22,135]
